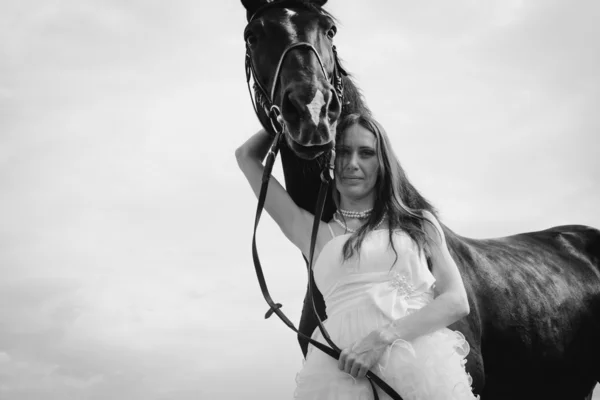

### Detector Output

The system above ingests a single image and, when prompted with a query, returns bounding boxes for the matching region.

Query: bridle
[244,0,346,137]
[244,2,403,399]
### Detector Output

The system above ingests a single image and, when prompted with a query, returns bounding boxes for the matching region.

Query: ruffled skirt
[294,309,478,399]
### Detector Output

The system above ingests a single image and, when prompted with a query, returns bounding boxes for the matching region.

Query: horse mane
[339,70,372,118]
[298,1,336,20]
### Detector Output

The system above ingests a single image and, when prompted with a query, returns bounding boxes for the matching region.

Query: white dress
[294,227,478,400]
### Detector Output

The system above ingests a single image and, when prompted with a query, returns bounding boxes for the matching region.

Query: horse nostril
[281,90,300,125]
[327,89,341,123]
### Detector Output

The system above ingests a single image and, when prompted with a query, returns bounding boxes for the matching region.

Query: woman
[236,113,478,399]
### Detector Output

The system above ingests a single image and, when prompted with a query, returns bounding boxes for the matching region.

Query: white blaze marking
[282,9,298,41]
[307,90,325,126]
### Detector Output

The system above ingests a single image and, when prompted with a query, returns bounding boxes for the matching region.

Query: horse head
[242,0,343,160]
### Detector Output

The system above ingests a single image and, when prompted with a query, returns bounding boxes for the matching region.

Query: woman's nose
[346,153,359,169]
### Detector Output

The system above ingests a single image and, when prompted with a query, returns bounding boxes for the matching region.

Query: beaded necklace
[333,211,386,234]
[338,208,373,219]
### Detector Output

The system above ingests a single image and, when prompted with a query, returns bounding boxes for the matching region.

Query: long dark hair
[332,113,439,266]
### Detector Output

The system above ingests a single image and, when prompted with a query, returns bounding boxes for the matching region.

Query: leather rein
[244,3,403,399]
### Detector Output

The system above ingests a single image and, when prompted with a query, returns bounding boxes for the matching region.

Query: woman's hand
[235,128,273,161]
[338,329,389,378]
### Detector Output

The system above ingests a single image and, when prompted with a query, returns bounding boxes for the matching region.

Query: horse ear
[242,0,329,21]
[241,0,269,21]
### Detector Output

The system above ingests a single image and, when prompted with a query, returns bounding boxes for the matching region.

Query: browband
[248,1,321,22]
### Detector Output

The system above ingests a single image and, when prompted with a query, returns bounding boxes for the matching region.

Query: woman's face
[335,123,379,203]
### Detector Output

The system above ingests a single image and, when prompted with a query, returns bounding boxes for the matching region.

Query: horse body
[447,225,600,398]
[241,1,600,398]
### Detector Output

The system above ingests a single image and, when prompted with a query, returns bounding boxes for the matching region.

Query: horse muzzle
[285,134,334,160]
[279,83,339,159]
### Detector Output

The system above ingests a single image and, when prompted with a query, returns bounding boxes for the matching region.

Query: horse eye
[245,34,257,47]
[327,26,337,39]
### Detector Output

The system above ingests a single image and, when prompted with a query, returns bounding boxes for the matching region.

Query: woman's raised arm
[235,129,327,258]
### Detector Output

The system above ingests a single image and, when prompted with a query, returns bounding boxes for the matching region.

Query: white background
[1,0,599,399]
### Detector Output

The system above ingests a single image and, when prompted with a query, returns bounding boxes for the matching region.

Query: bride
[236,113,479,399]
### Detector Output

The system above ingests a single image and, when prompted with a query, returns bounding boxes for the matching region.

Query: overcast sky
[1,0,599,399]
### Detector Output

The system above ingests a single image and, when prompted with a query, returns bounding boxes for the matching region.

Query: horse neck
[279,145,336,221]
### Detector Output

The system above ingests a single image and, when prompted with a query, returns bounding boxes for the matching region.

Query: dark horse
[240,1,600,398]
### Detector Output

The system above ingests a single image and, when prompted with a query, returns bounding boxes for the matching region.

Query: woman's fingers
[344,354,354,374]
[339,348,355,374]
[340,349,372,378]
[349,358,370,378]
[349,361,361,377]
[357,363,370,379]
[338,348,349,371]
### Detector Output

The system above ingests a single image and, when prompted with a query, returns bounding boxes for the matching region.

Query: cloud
[0,352,104,400]
[0,273,306,399]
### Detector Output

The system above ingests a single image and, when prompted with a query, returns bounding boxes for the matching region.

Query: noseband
[244,3,403,399]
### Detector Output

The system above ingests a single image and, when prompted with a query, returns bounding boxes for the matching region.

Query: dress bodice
[314,229,436,320]
[296,229,479,400]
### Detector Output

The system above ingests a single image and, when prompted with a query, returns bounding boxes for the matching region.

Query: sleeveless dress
[294,227,479,400]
